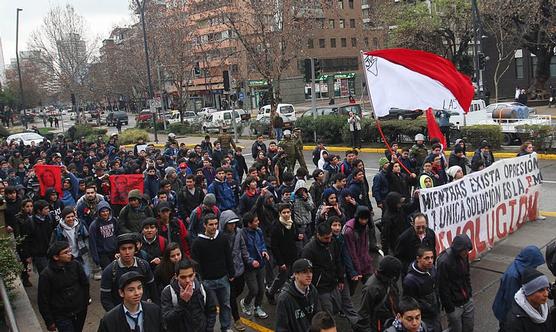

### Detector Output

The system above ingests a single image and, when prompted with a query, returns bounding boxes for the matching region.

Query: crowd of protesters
[0,125,548,332]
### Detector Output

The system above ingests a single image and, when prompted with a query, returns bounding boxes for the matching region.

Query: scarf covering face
[514,288,549,324]
[279,215,293,230]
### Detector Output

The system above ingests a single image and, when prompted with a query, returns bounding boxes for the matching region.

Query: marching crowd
[0,126,549,332]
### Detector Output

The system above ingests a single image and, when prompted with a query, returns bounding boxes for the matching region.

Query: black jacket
[448,152,468,175]
[275,280,321,332]
[437,234,473,313]
[161,277,209,332]
[38,260,89,326]
[97,302,162,332]
[177,186,204,221]
[381,192,419,255]
[301,237,345,293]
[29,214,55,257]
[402,261,440,320]
[270,220,300,267]
[394,227,436,273]
[504,299,553,332]
[355,273,400,332]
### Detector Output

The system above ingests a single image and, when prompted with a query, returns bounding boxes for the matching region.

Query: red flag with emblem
[109,174,144,205]
[35,165,63,197]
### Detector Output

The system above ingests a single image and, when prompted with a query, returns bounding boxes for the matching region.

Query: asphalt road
[23,118,556,331]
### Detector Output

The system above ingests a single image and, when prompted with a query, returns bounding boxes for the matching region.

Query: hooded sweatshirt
[292,180,314,230]
[219,210,248,277]
[492,246,545,322]
[437,234,473,313]
[343,206,375,276]
[275,280,321,332]
[51,218,88,258]
[88,201,118,265]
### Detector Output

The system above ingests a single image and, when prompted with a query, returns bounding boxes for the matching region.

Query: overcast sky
[0,0,133,65]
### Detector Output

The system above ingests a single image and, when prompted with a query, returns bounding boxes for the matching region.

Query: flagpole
[361,51,413,175]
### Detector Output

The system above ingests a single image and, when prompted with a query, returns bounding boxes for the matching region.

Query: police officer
[293,128,307,171]
[278,130,296,173]
[166,133,178,149]
[217,128,237,155]
[100,233,159,312]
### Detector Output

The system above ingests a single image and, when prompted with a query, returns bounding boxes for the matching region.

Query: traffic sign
[238,92,245,101]
[149,98,162,109]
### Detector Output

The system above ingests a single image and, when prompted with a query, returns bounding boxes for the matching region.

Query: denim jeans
[446,299,474,332]
[274,128,283,142]
[203,276,232,331]
[244,268,265,307]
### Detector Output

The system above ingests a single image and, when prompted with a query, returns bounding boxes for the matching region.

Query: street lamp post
[15,8,27,129]
[135,0,158,142]
[471,0,484,100]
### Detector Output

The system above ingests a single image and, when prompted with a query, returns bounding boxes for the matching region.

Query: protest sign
[109,174,144,205]
[419,153,542,259]
[35,165,62,197]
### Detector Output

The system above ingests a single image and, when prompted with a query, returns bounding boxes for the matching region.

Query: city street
[22,146,556,331]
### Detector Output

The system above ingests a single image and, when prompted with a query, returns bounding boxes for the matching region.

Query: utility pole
[136,0,158,142]
[157,63,167,130]
[311,58,317,143]
[471,0,484,100]
[15,8,27,129]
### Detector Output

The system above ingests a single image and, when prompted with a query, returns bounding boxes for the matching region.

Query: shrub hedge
[119,128,149,145]
[167,122,202,135]
[460,125,503,149]
[515,124,555,151]
[67,125,108,142]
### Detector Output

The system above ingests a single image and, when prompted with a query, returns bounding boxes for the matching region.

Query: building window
[319,38,326,48]
[339,19,345,28]
[341,38,347,47]
[318,18,325,29]
[329,19,335,29]
[331,38,337,48]
[351,37,357,47]
[515,58,524,79]
[308,39,314,49]
[338,0,344,9]
[551,56,556,77]
[350,19,356,28]
[372,37,379,49]
[531,56,537,78]
[348,0,354,9]
[364,37,369,48]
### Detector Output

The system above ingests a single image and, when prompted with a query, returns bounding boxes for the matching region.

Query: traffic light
[223,70,230,91]
[304,58,311,83]
[314,58,321,79]
[478,53,486,71]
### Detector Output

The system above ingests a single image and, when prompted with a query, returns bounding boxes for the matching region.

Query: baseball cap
[117,233,138,247]
[292,258,313,273]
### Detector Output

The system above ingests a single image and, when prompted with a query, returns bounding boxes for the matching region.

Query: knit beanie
[47,241,70,259]
[379,157,389,168]
[521,268,549,296]
[203,193,216,206]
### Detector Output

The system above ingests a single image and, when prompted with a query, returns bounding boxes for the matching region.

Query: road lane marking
[240,318,274,332]
[541,211,556,217]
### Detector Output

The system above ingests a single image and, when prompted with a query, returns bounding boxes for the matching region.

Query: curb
[302,145,556,160]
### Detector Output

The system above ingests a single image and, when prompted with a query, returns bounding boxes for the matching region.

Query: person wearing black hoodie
[276,258,321,332]
[45,187,64,225]
[38,241,89,332]
[29,199,55,273]
[437,234,474,332]
[380,192,419,255]
[354,256,402,332]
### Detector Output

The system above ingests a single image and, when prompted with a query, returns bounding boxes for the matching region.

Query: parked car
[136,109,153,122]
[197,107,218,118]
[202,109,241,133]
[301,108,337,118]
[168,110,200,125]
[6,132,47,146]
[235,109,251,122]
[379,108,424,120]
[250,115,294,135]
[106,111,129,126]
[257,104,297,121]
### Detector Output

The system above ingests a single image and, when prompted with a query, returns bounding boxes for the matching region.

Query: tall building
[184,0,385,110]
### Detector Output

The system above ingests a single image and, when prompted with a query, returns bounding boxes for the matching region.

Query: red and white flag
[362,49,474,117]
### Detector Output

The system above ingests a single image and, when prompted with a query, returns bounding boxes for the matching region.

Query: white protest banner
[419,153,542,260]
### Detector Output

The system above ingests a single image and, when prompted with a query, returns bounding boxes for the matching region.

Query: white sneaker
[254,306,268,319]
[93,271,102,280]
[240,298,253,316]
[538,215,547,220]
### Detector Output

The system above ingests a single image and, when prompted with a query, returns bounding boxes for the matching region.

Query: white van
[257,103,297,121]
[450,99,487,127]
[202,109,241,133]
